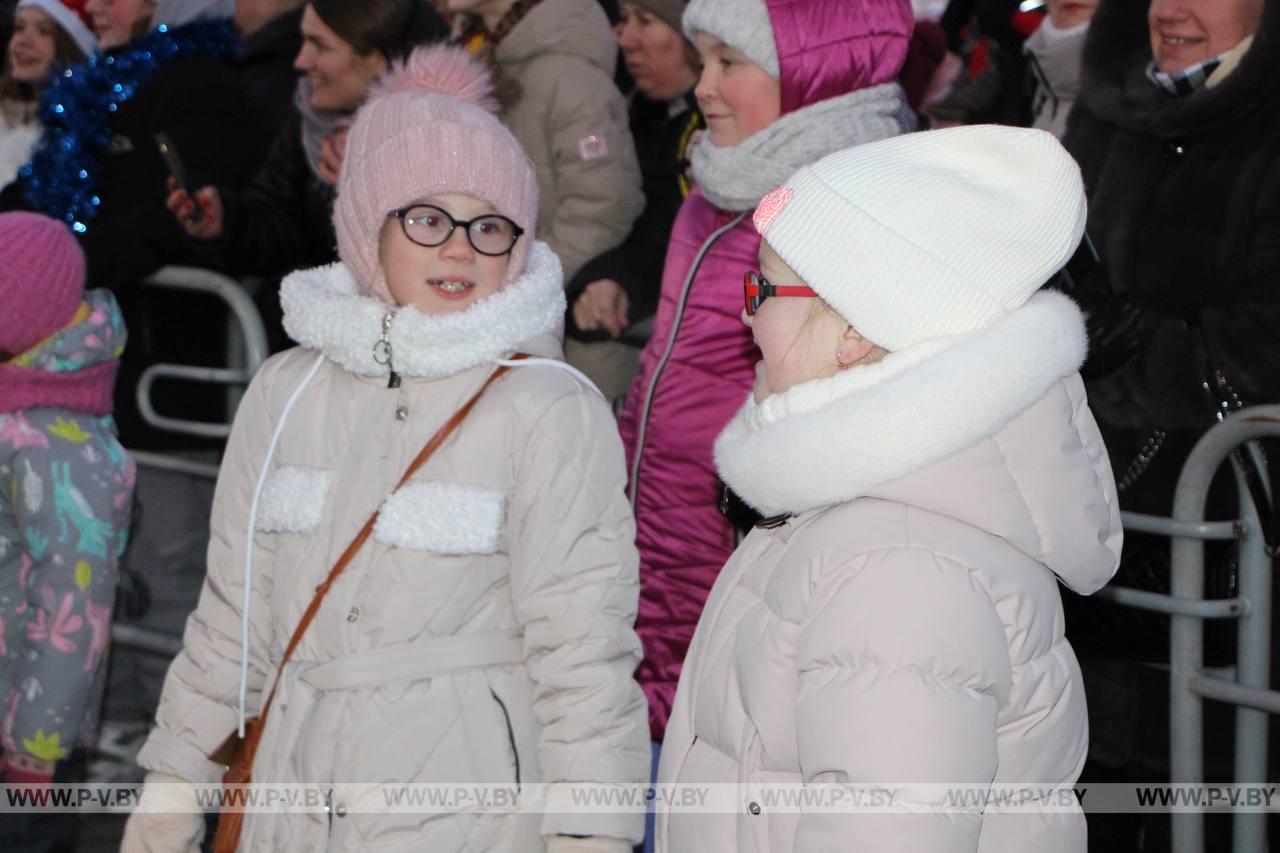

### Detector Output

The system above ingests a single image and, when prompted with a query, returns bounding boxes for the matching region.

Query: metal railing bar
[1119,511,1242,541]
[1188,674,1280,716]
[1094,586,1247,619]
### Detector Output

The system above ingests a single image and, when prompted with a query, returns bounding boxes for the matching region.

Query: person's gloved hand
[119,772,206,853]
[545,836,633,853]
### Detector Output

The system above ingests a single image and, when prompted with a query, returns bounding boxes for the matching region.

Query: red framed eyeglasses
[743,270,818,315]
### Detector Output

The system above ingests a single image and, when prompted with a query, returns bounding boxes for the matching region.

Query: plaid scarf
[1147,53,1226,97]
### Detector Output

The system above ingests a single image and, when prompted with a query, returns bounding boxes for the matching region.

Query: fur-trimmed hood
[280,239,566,380]
[1076,0,1280,135]
[715,291,1122,594]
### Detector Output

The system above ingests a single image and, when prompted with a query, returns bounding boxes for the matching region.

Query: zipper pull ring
[372,312,401,388]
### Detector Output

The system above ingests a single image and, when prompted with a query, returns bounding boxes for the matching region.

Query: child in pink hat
[0,212,135,843]
[123,46,647,853]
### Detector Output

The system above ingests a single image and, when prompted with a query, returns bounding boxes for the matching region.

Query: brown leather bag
[208,359,520,852]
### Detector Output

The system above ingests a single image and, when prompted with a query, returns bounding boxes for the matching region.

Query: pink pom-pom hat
[333,44,540,305]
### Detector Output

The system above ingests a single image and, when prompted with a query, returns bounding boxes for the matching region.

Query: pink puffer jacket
[617,0,914,741]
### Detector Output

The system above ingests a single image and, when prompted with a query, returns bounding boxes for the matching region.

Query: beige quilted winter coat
[494,0,643,281]
[136,243,649,851]
[658,292,1122,852]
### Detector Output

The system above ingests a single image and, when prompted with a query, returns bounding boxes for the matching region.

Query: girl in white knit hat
[121,44,648,853]
[656,124,1122,853]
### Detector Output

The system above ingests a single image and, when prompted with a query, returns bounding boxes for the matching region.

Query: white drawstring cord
[494,357,604,399]
[237,352,325,736]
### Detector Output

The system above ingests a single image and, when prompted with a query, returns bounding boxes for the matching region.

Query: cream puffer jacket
[657,292,1122,852]
[135,242,649,851]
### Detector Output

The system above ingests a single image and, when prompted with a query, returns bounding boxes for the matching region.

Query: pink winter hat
[0,212,85,356]
[334,45,540,305]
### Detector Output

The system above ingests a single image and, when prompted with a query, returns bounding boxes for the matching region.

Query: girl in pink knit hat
[123,44,648,853]
[0,211,135,848]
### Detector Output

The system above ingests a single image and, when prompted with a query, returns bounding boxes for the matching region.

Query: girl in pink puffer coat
[659,126,1122,852]
[618,0,918,747]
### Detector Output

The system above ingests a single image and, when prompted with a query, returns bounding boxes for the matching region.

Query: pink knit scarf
[0,359,118,416]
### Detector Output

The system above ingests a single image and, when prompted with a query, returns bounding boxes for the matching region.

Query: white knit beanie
[683,0,778,77]
[753,125,1087,351]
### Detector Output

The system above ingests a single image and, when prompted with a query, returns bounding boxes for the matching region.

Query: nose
[439,225,475,260]
[293,44,312,72]
[1149,0,1185,21]
[617,20,639,50]
[694,63,717,107]
[741,307,753,328]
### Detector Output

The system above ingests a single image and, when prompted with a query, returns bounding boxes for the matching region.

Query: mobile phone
[155,132,203,222]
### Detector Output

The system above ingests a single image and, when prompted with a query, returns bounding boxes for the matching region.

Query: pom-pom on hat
[334,44,540,305]
[0,212,86,356]
[753,125,1087,351]
[17,0,98,57]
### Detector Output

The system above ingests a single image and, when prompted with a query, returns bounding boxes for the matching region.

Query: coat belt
[297,628,525,692]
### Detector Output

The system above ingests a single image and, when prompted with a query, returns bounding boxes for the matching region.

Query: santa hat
[17,0,97,57]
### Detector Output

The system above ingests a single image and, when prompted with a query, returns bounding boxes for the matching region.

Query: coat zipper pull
[373,311,401,388]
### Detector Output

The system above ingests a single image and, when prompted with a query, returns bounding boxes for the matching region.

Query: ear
[836,324,876,365]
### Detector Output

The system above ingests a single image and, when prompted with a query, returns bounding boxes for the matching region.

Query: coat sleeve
[134,361,283,784]
[793,547,1010,852]
[6,424,132,763]
[529,58,644,282]
[506,384,649,844]
[219,115,334,278]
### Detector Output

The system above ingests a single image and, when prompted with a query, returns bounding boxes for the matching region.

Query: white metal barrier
[112,266,268,654]
[1094,405,1280,853]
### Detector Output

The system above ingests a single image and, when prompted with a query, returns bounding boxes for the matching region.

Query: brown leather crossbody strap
[247,356,524,740]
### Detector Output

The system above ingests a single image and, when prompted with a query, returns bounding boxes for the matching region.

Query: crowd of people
[0,0,1276,851]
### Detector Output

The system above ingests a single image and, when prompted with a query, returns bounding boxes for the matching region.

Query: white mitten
[119,772,206,853]
[545,836,633,853]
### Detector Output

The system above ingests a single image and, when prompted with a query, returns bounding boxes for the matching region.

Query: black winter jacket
[236,7,304,144]
[215,110,337,279]
[1062,0,1280,510]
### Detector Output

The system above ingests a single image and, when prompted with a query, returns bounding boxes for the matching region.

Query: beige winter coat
[495,0,644,281]
[136,243,649,851]
[658,293,1122,852]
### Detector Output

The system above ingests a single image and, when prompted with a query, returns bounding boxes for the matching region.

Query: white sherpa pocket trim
[374,481,506,555]
[255,465,334,534]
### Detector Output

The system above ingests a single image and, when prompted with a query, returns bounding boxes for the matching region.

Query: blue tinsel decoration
[19,18,241,233]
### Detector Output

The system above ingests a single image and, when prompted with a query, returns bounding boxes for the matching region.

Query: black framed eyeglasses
[387,203,525,257]
[743,270,818,315]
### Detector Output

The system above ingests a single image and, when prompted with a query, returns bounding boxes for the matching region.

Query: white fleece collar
[279,240,566,380]
[714,291,1088,517]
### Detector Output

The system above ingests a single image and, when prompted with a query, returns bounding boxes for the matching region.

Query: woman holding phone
[165,0,450,286]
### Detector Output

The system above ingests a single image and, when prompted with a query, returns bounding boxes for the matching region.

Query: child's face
[379,193,514,316]
[693,31,782,148]
[744,242,838,402]
[7,6,58,84]
[744,242,885,402]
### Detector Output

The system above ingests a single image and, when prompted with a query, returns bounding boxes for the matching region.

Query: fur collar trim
[280,240,566,379]
[715,291,1087,516]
